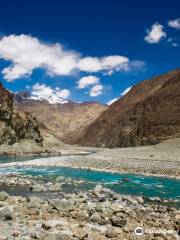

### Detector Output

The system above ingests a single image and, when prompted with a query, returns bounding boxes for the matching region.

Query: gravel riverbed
[0,174,179,240]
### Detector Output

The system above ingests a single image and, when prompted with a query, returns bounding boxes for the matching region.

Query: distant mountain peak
[14,92,107,144]
[30,94,69,104]
[14,91,69,104]
[13,91,106,106]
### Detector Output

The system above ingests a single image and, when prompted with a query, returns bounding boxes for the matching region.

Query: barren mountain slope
[14,98,107,144]
[76,69,180,147]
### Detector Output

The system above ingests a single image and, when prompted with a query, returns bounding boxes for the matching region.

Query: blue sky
[0,0,179,104]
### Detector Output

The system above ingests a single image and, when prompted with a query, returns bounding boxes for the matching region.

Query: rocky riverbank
[1,138,180,179]
[0,174,179,240]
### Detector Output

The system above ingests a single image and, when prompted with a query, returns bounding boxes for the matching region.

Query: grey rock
[93,184,103,196]
[0,206,12,220]
[136,196,144,204]
[73,228,88,239]
[111,215,127,227]
[90,212,102,223]
[0,191,9,201]
[109,203,123,213]
[148,197,161,202]
[106,227,118,238]
[53,201,74,212]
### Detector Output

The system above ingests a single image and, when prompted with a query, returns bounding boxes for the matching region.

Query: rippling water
[0,155,179,200]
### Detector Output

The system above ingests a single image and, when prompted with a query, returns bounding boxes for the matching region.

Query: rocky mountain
[0,83,42,146]
[77,69,180,147]
[14,94,107,144]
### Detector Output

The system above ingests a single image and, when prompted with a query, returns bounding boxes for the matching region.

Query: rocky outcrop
[0,83,42,145]
[77,69,180,147]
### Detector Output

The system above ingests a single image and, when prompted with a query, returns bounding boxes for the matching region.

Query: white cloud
[78,57,102,72]
[121,86,132,96]
[31,83,70,104]
[0,34,133,81]
[56,89,70,99]
[107,97,118,105]
[0,34,80,81]
[89,84,103,97]
[145,23,167,44]
[78,55,129,74]
[77,76,100,89]
[168,18,180,30]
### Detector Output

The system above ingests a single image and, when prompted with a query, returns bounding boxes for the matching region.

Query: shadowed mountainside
[0,83,42,145]
[76,69,180,147]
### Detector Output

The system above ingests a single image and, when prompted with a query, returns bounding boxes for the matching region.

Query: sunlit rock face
[77,69,180,147]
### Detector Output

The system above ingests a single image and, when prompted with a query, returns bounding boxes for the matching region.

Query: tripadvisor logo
[135,227,144,235]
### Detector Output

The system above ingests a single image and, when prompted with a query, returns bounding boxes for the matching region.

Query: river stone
[28,196,43,204]
[42,222,51,230]
[0,206,12,220]
[93,185,103,196]
[111,215,127,227]
[73,210,89,221]
[88,232,107,240]
[53,201,74,212]
[112,193,122,200]
[0,191,9,201]
[0,201,6,207]
[106,227,118,238]
[73,227,88,239]
[87,223,107,234]
[31,184,44,192]
[136,196,144,204]
[42,234,70,240]
[95,203,104,212]
[90,212,102,223]
[85,202,95,213]
[109,203,123,213]
[148,197,161,202]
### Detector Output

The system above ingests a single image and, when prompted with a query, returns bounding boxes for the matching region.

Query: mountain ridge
[14,93,107,143]
[76,68,180,147]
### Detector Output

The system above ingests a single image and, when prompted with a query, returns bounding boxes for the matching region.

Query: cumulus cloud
[121,86,132,96]
[89,84,103,97]
[145,23,167,44]
[78,56,129,74]
[168,18,180,30]
[31,83,70,104]
[0,34,79,81]
[78,57,102,72]
[0,34,133,81]
[77,76,100,89]
[107,97,118,105]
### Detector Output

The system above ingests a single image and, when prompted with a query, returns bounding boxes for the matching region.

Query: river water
[0,156,179,201]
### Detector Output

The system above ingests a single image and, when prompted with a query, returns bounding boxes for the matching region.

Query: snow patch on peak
[30,83,70,104]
